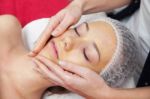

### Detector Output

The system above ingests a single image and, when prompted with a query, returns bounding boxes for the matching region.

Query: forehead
[87,21,117,72]
[87,21,116,45]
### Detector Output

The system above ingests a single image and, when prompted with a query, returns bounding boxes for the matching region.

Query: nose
[61,36,74,51]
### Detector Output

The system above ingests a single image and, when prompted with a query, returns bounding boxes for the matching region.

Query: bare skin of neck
[0,15,53,99]
[0,52,49,99]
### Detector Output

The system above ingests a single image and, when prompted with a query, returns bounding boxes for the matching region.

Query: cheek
[89,65,102,74]
[60,50,90,67]
[59,50,101,73]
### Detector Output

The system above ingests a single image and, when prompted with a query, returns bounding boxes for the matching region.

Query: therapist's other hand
[29,0,83,57]
[33,55,111,99]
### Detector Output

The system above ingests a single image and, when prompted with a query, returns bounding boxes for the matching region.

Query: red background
[0,0,68,26]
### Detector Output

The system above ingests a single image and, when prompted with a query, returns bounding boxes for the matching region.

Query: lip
[51,40,59,59]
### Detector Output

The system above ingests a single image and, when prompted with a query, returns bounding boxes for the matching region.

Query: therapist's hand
[29,0,83,57]
[33,55,112,99]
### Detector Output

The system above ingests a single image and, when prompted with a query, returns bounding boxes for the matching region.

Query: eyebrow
[93,42,100,63]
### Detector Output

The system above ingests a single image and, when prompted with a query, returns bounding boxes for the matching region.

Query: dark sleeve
[137,52,150,87]
[107,0,141,20]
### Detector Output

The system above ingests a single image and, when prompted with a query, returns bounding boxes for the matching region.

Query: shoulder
[0,15,23,60]
[0,14,21,35]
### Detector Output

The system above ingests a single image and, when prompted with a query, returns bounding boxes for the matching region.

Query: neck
[0,49,53,99]
[0,75,45,99]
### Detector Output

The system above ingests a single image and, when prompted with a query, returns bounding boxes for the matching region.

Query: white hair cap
[23,17,140,88]
[97,17,139,87]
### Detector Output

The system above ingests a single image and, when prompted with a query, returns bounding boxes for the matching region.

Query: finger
[33,59,64,85]
[51,14,75,36]
[34,56,78,90]
[36,55,82,82]
[35,55,65,75]
[35,55,72,81]
[28,51,37,57]
[32,15,64,55]
[33,61,48,79]
[35,56,88,92]
[59,61,92,78]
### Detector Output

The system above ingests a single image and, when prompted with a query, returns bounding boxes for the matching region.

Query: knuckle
[67,16,77,25]
[54,15,60,21]
[55,26,63,32]
[51,16,58,23]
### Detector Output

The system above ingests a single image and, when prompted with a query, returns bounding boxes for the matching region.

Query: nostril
[65,42,70,51]
[60,38,68,51]
[64,37,73,51]
[64,42,67,48]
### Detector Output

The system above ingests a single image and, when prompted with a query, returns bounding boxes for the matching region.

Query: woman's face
[39,21,117,73]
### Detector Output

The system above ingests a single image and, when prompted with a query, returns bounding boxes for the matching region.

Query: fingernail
[59,61,66,66]
[51,32,56,36]
[51,31,59,36]
[28,52,36,57]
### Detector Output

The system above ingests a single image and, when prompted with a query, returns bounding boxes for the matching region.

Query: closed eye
[74,27,80,37]
[83,48,90,61]
[83,43,100,64]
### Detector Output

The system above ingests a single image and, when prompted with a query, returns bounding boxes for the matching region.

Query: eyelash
[74,28,80,36]
[83,48,89,61]
[74,27,90,62]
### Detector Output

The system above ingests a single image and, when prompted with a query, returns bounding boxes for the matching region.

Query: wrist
[100,87,114,99]
[106,88,125,99]
[74,0,107,14]
[69,0,86,12]
[93,85,114,99]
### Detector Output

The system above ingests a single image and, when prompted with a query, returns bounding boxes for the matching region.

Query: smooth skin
[30,0,131,56]
[30,0,150,99]
[34,55,150,99]
[38,21,117,73]
[0,15,58,99]
[0,14,116,99]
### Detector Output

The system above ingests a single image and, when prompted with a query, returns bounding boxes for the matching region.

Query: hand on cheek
[28,0,83,57]
[33,55,111,98]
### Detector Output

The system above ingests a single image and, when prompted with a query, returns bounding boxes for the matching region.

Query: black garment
[107,0,141,20]
[137,52,150,87]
